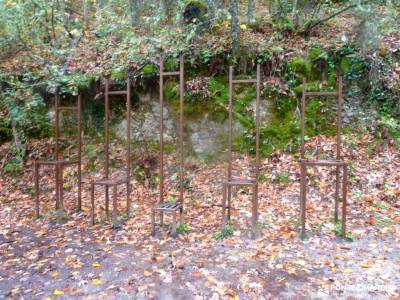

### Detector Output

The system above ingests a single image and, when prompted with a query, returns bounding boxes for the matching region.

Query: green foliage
[214,223,234,239]
[168,197,178,205]
[275,172,290,185]
[177,223,190,234]
[335,221,353,241]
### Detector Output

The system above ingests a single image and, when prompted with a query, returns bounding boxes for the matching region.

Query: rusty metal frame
[151,52,184,237]
[34,94,82,218]
[90,78,131,225]
[221,65,261,236]
[299,76,348,238]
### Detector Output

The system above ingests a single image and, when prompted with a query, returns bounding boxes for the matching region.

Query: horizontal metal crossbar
[57,106,78,111]
[305,91,338,97]
[232,79,257,84]
[108,91,127,95]
[161,71,180,76]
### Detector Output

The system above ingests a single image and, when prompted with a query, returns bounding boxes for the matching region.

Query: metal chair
[221,65,261,236]
[299,76,348,238]
[34,94,82,218]
[90,78,132,225]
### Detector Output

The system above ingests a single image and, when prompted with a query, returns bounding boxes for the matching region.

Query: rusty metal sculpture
[34,94,82,218]
[221,65,261,235]
[90,78,132,225]
[299,76,348,238]
[151,53,184,237]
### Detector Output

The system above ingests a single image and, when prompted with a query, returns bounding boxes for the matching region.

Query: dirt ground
[0,134,399,299]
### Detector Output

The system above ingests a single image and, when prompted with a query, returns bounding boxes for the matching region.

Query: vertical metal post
[179,53,184,208]
[104,78,110,215]
[126,78,131,214]
[55,95,60,161]
[159,57,164,204]
[55,95,60,210]
[227,66,233,220]
[77,95,82,211]
[300,78,306,159]
[300,79,307,238]
[335,77,343,222]
[252,64,261,230]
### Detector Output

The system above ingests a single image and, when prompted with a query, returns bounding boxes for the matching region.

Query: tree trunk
[230,0,240,53]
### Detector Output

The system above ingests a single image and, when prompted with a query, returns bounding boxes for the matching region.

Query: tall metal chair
[151,53,184,237]
[90,78,132,225]
[299,76,348,238]
[34,94,82,218]
[221,65,261,235]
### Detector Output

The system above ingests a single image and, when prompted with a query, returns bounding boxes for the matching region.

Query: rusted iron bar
[221,65,261,237]
[108,91,128,95]
[34,94,82,218]
[231,79,258,84]
[299,76,348,239]
[152,52,185,237]
[305,91,338,97]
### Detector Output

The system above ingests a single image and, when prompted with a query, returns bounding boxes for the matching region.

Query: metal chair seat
[153,202,182,212]
[35,159,79,166]
[225,178,257,186]
[92,177,129,186]
[300,159,348,167]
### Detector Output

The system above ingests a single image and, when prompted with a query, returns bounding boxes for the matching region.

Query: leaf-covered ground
[0,134,399,299]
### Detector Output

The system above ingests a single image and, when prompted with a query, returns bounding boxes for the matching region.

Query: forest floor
[0,134,400,299]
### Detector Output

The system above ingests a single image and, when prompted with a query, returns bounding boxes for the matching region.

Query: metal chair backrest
[227,65,261,181]
[300,76,344,161]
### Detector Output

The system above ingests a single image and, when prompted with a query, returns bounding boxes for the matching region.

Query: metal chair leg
[221,183,227,230]
[334,166,340,222]
[55,165,60,210]
[251,184,258,233]
[34,163,40,219]
[126,181,130,215]
[300,163,307,239]
[90,183,95,226]
[151,209,156,236]
[342,165,348,238]
[227,185,232,221]
[112,184,118,226]
[171,211,177,238]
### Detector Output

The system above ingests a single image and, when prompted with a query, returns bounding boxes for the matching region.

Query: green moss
[142,64,157,76]
[288,57,311,78]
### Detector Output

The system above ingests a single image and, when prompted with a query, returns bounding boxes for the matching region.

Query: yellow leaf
[143,270,152,277]
[240,24,247,30]
[343,269,353,274]
[92,262,101,268]
[361,263,371,268]
[296,260,307,266]
[92,278,102,285]
[53,289,63,296]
